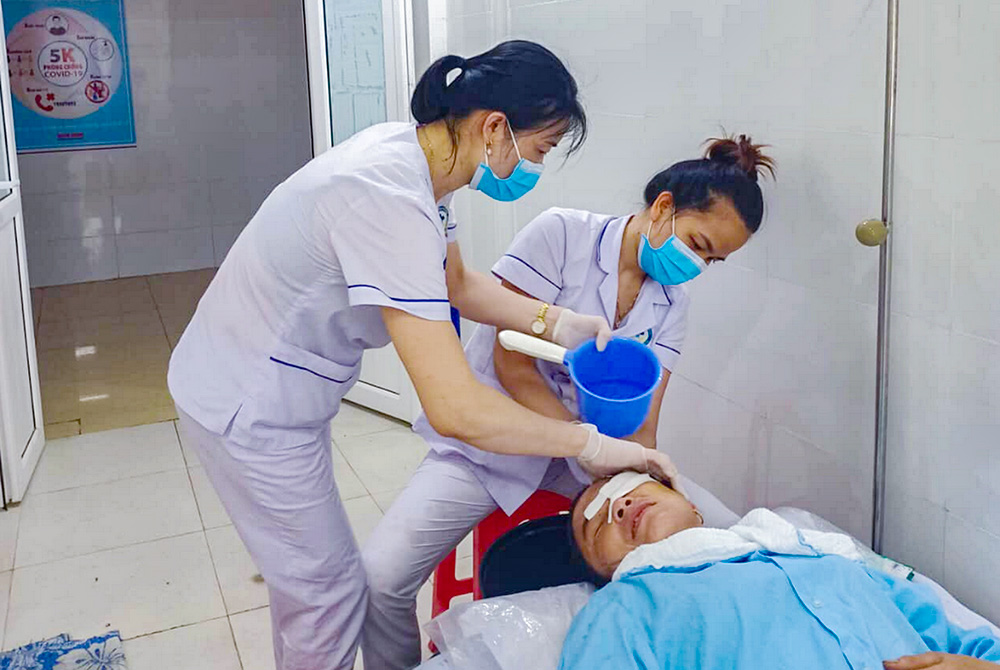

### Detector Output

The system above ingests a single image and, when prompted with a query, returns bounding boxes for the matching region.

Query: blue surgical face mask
[469,120,543,202]
[637,212,707,286]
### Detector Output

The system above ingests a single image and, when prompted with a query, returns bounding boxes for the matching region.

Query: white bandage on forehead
[584,472,655,524]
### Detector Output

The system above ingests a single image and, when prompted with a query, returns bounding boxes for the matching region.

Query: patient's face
[572,477,702,579]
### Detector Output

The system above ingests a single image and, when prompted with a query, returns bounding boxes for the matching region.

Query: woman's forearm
[384,306,587,457]
[451,266,558,333]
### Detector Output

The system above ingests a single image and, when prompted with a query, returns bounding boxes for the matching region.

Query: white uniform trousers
[176,408,367,670]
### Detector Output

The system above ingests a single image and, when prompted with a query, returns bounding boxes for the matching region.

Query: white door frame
[303,0,422,422]
[0,0,45,503]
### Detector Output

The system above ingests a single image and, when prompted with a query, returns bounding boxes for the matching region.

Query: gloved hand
[551,308,612,352]
[575,424,681,488]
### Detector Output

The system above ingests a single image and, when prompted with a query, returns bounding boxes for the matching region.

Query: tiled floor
[0,404,466,669]
[31,269,216,437]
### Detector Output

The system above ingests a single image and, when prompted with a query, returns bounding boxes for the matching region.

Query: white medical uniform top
[168,123,456,448]
[413,207,690,514]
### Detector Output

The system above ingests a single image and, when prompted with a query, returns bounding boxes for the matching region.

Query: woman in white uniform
[362,136,776,669]
[168,41,677,670]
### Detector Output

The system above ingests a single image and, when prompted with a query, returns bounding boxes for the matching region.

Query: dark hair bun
[410,54,467,124]
[705,134,775,182]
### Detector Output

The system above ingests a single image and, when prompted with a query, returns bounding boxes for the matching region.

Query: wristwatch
[531,302,550,335]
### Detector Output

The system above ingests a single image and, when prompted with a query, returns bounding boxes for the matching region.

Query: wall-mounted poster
[2,1,135,152]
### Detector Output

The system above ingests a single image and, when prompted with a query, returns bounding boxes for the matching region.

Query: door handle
[856,219,889,247]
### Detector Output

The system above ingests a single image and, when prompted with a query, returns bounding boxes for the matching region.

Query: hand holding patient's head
[570,472,703,579]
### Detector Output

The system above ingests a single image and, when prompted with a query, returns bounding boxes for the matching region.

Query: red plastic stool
[431,490,572,618]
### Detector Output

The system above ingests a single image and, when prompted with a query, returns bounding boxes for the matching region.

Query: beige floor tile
[16,469,202,568]
[0,506,20,573]
[123,618,241,670]
[206,525,267,615]
[339,429,429,495]
[331,402,406,443]
[37,335,171,385]
[41,373,176,435]
[43,420,80,439]
[189,467,231,529]
[230,607,275,670]
[0,569,10,650]
[39,277,155,323]
[81,403,178,434]
[148,269,215,318]
[6,533,226,648]
[29,422,184,496]
[166,325,187,349]
[35,311,166,351]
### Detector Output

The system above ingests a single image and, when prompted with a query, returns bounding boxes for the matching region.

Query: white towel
[614,507,863,581]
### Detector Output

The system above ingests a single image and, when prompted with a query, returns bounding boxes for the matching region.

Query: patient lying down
[562,472,1000,670]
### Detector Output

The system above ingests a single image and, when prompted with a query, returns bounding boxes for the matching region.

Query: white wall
[20,0,312,287]
[881,0,1000,624]
[442,0,885,543]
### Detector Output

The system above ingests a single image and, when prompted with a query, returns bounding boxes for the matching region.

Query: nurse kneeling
[168,40,673,670]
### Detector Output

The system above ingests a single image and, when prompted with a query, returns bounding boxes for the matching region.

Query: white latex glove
[575,424,682,490]
[551,308,612,352]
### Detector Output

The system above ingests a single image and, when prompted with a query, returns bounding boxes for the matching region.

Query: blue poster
[3,0,135,152]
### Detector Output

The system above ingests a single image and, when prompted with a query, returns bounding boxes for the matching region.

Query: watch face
[531,320,545,335]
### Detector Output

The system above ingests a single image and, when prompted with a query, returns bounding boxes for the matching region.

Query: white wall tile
[19,152,112,196]
[951,138,1000,344]
[117,228,215,277]
[938,332,1000,537]
[889,137,954,327]
[762,128,882,304]
[673,263,767,404]
[212,225,244,266]
[113,183,212,235]
[881,485,946,585]
[952,1,1000,142]
[511,0,648,118]
[657,375,764,514]
[766,427,872,542]
[741,278,877,466]
[943,514,1000,626]
[27,235,119,288]
[18,0,310,284]
[884,314,951,508]
[895,0,960,139]
[21,191,114,242]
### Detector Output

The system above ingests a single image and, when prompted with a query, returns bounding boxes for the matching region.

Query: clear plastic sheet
[424,583,594,670]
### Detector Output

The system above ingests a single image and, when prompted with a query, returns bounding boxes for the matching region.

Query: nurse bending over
[167,41,675,670]
[362,136,776,669]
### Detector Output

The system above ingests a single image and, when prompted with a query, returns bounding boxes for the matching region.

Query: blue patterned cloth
[0,632,127,670]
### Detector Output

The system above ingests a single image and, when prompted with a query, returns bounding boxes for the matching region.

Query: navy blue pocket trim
[270,357,353,383]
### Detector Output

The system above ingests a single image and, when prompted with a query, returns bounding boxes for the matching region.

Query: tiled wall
[881,0,1000,624]
[440,0,1000,622]
[19,0,312,287]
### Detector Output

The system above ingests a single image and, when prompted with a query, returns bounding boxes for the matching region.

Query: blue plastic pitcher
[497,331,662,438]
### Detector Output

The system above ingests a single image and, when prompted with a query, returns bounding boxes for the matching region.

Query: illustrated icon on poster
[6,7,123,120]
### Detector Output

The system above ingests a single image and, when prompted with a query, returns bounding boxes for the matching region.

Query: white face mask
[584,472,656,524]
